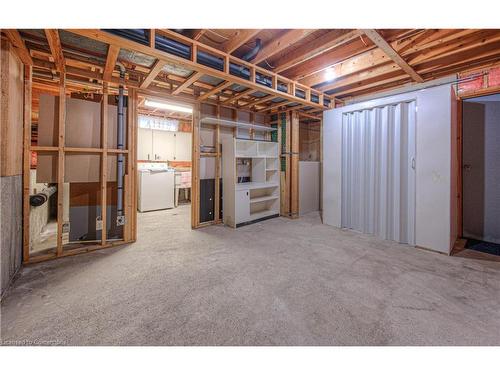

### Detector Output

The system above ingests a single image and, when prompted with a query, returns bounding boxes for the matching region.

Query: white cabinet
[152,130,175,161]
[174,132,192,161]
[222,138,280,228]
[138,128,153,161]
[138,129,191,161]
[235,190,250,223]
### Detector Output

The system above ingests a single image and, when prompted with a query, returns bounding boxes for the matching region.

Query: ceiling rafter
[3,29,33,65]
[224,89,257,104]
[191,29,207,41]
[172,71,203,95]
[222,29,262,54]
[140,59,166,89]
[252,29,315,64]
[44,29,65,73]
[103,44,120,82]
[272,30,362,73]
[198,80,232,101]
[362,29,424,83]
[239,95,277,110]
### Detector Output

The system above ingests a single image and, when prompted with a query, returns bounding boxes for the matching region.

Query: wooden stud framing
[290,111,300,218]
[284,112,291,216]
[44,29,65,74]
[198,80,232,101]
[191,102,201,228]
[22,65,32,262]
[214,105,221,223]
[67,30,328,109]
[3,29,33,66]
[56,74,66,256]
[100,92,108,245]
[103,45,120,82]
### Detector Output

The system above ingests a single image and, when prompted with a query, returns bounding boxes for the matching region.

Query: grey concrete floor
[1,204,500,345]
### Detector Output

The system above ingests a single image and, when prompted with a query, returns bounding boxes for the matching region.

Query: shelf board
[250,195,279,204]
[236,181,279,191]
[250,209,279,221]
[266,168,278,171]
[201,117,277,132]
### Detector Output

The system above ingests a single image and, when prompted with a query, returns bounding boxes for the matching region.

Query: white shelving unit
[222,138,280,228]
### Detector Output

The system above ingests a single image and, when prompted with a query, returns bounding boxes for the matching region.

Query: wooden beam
[222,29,261,54]
[258,100,291,113]
[192,29,207,41]
[149,29,156,48]
[198,80,232,101]
[22,65,32,262]
[273,30,362,73]
[103,44,120,82]
[3,29,33,65]
[362,29,424,83]
[44,29,65,73]
[67,29,328,109]
[253,29,315,64]
[225,88,257,104]
[100,92,108,245]
[140,59,166,89]
[172,71,203,95]
[56,74,66,256]
[239,94,277,110]
[290,111,299,218]
[191,103,201,228]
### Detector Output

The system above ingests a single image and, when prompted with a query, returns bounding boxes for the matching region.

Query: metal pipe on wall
[116,62,126,226]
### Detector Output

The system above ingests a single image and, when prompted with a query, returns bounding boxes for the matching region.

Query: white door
[152,130,175,161]
[138,128,153,161]
[174,132,192,161]
[235,189,250,224]
[341,101,416,245]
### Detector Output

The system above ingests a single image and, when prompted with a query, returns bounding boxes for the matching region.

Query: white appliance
[138,163,175,212]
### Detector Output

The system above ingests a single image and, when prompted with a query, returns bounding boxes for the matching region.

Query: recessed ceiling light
[144,100,193,114]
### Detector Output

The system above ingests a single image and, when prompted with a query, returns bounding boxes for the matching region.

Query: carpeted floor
[1,205,500,345]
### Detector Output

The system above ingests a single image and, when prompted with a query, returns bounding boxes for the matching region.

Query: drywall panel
[323,84,453,253]
[299,161,320,215]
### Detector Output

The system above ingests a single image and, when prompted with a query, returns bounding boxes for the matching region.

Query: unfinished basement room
[1,3,500,371]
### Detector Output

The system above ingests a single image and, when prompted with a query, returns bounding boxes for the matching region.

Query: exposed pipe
[103,29,327,106]
[116,62,126,226]
[30,186,57,207]
[241,38,261,62]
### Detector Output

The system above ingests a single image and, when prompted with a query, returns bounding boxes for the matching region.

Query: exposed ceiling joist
[225,89,257,104]
[362,29,424,83]
[3,29,33,65]
[191,29,207,41]
[198,80,232,101]
[252,29,315,64]
[239,95,277,109]
[272,30,362,73]
[172,71,203,95]
[140,59,166,89]
[103,44,120,82]
[44,29,65,73]
[222,29,261,54]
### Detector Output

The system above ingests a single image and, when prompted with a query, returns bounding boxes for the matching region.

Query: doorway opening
[461,93,500,257]
[136,96,193,231]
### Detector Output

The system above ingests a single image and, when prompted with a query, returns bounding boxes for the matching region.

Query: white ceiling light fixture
[144,100,193,114]
[324,67,336,81]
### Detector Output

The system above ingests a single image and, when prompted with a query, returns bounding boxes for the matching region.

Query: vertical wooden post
[284,112,291,216]
[131,89,138,241]
[191,102,201,228]
[290,111,300,218]
[123,88,136,241]
[214,105,221,223]
[22,65,32,262]
[56,74,66,255]
[149,29,156,48]
[100,91,108,245]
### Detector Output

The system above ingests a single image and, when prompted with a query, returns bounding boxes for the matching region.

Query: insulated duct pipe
[29,185,57,207]
[103,29,326,106]
[116,62,126,226]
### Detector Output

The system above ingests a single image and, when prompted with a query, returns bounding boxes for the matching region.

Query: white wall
[323,84,455,253]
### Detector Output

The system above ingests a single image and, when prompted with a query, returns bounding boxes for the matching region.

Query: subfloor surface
[1,205,500,345]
